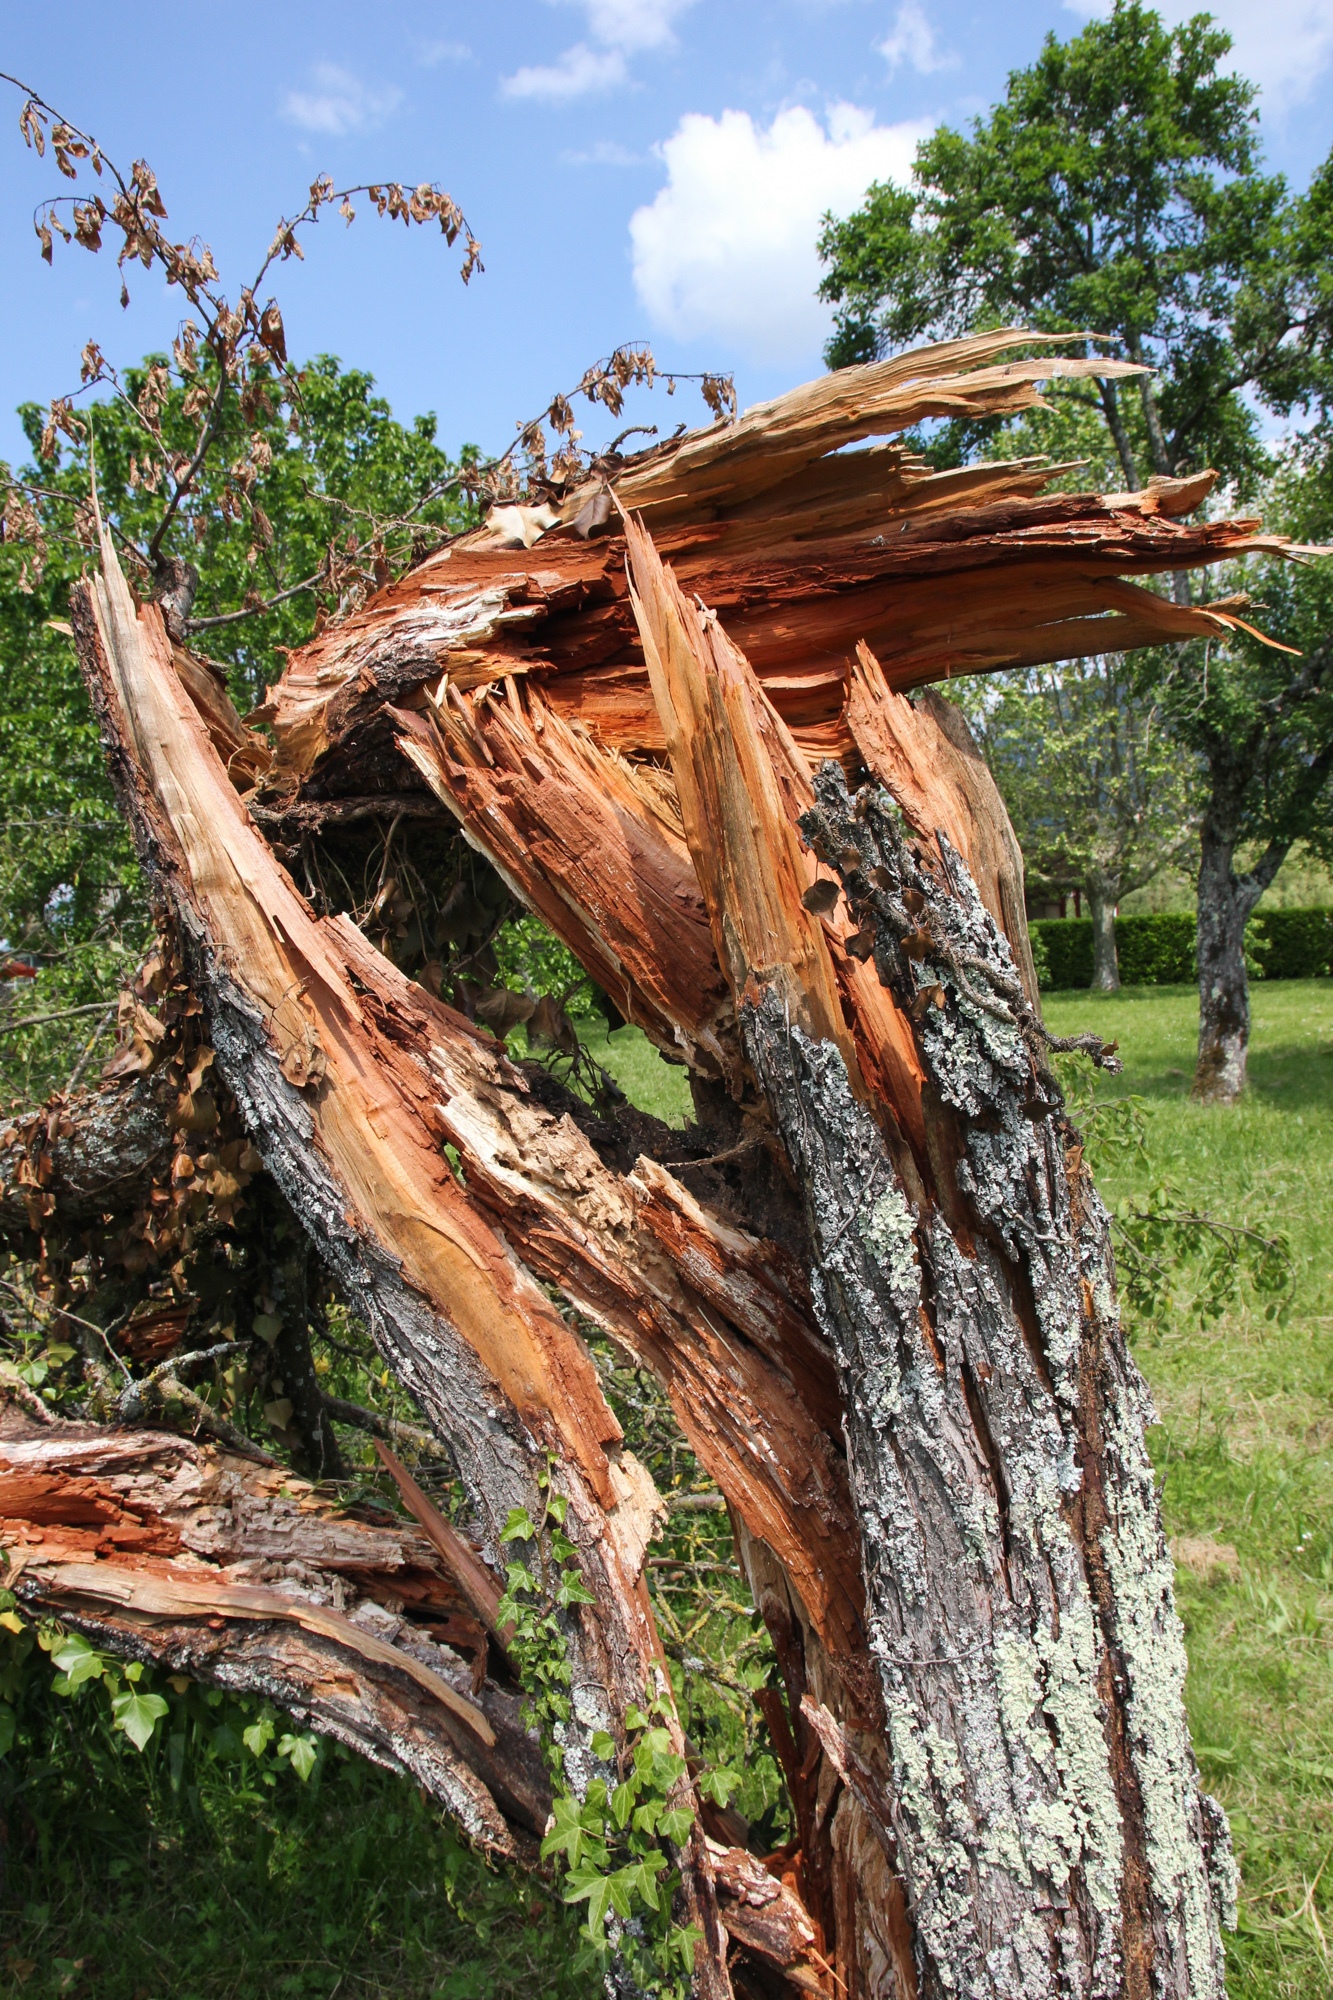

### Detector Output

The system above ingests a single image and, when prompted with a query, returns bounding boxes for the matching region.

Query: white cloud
[877,2,958,78]
[1063,0,1333,113]
[570,0,697,52]
[501,0,695,103]
[630,103,931,366]
[419,40,471,67]
[563,138,645,164]
[501,42,628,101]
[282,63,403,136]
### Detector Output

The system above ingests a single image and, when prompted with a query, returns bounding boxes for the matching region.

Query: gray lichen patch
[1098,1365,1233,1990]
[859,1183,920,1296]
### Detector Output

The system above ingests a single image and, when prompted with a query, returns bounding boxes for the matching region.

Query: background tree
[816,0,1333,1098]
[978,654,1198,989]
[0,356,476,1103]
[1153,446,1333,1098]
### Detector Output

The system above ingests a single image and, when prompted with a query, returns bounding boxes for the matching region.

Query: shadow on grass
[1,1708,580,2000]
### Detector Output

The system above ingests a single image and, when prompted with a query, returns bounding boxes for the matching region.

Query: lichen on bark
[728,762,1235,2000]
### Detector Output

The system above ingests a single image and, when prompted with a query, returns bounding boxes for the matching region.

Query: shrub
[1115,914,1196,985]
[1032,918,1094,989]
[1030,908,1333,988]
[1250,907,1333,980]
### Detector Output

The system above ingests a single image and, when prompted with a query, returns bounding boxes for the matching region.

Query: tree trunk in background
[1087,876,1122,993]
[1193,767,1286,1105]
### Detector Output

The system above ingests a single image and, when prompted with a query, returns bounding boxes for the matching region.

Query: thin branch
[64,1000,118,1091]
[146,360,230,568]
[189,566,326,631]
[0,1001,116,1040]
[322,1391,452,1459]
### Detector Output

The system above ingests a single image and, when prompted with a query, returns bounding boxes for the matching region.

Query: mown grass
[1042,979,1333,1998]
[4,983,1329,1997]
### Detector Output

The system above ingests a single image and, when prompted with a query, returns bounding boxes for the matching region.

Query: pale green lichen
[859,1183,919,1296]
[1097,1367,1228,1997]
[993,1609,1124,1920]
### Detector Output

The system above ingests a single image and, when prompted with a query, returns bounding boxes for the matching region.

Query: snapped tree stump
[4,333,1288,1998]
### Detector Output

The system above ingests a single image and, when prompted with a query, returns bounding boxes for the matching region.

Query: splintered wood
[9,333,1275,2000]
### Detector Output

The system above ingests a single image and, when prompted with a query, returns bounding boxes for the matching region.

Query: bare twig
[0,1001,115,1040]
[322,1391,452,1459]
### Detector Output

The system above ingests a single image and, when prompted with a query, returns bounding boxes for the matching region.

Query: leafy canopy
[817,1,1332,493]
[0,354,475,1102]
[1152,447,1333,873]
[977,655,1198,904]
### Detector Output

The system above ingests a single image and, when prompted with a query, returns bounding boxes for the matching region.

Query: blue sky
[2,0,1332,471]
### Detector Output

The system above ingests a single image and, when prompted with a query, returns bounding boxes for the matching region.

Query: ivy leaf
[544,1491,568,1526]
[564,1864,614,1938]
[278,1731,318,1780]
[0,1703,16,1757]
[623,1704,649,1731]
[589,1729,616,1761]
[626,1858,661,1911]
[607,1864,638,1920]
[611,1780,636,1829]
[51,1633,107,1691]
[556,1573,595,1608]
[658,1806,695,1845]
[542,1794,600,1869]
[674,1922,703,1973]
[111,1686,169,1752]
[242,1715,275,1757]
[697,1766,741,1806]
[499,1507,535,1544]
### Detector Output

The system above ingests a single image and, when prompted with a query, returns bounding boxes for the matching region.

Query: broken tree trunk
[5,335,1282,1997]
[626,520,1234,1997]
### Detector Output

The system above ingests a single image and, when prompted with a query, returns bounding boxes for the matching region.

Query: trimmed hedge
[1029,907,1333,989]
[1252,907,1333,980]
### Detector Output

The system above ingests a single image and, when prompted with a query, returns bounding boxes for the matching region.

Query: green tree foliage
[11,349,476,710]
[977,655,1198,989]
[0,356,475,1103]
[816,0,1332,494]
[816,1,1333,1096]
[1151,448,1333,1095]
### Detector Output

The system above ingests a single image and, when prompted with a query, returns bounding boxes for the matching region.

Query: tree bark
[626,519,1236,2000]
[1192,789,1275,1105]
[1087,877,1122,993]
[3,338,1282,1996]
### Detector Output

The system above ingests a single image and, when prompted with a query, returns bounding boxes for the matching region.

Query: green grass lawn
[5,984,1329,1997]
[572,1015,695,1125]
[1040,980,1333,1999]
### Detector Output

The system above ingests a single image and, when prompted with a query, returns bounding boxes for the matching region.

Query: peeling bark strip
[0,1402,544,1851]
[623,525,1236,1999]
[10,335,1279,1997]
[67,524,745,1995]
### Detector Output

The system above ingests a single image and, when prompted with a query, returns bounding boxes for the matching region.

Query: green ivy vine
[495,1465,737,1995]
[0,1584,320,1782]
